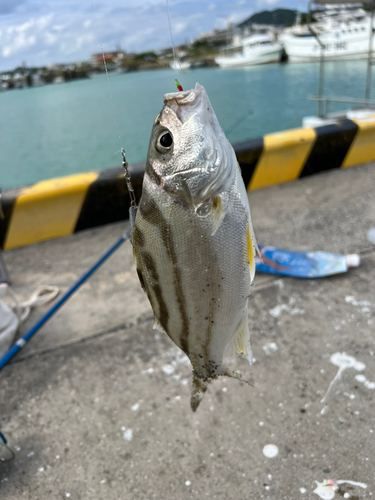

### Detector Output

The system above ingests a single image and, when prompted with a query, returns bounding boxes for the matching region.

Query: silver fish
[133,83,258,411]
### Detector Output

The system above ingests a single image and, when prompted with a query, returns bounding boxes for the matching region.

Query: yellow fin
[247,225,256,282]
[225,315,253,364]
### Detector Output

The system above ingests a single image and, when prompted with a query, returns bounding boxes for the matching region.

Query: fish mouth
[163,82,201,106]
[163,83,204,123]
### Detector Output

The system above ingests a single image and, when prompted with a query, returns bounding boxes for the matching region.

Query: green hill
[237,8,307,28]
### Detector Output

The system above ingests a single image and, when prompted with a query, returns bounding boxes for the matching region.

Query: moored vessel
[280,7,375,62]
[215,34,282,68]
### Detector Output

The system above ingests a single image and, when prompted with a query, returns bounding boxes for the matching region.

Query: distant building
[157,44,189,59]
[90,50,135,67]
[196,26,233,46]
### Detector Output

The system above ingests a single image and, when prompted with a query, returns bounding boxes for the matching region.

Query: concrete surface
[0,163,374,499]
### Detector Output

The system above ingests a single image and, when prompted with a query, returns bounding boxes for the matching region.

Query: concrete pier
[0,162,374,499]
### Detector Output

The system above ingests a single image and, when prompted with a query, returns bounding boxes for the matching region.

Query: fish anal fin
[225,316,253,365]
[153,316,167,334]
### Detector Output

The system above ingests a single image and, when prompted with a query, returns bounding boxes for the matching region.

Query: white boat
[215,34,282,68]
[170,60,191,70]
[53,76,65,84]
[280,8,375,62]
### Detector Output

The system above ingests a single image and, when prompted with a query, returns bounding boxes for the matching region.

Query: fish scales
[133,83,258,411]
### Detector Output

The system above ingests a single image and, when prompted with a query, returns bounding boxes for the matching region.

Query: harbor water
[1,60,374,190]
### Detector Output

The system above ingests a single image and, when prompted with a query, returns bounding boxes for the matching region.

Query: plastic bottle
[255,245,360,278]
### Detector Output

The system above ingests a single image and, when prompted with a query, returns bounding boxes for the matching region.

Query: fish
[133,82,258,411]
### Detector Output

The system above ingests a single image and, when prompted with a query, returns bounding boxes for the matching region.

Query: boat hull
[215,50,282,68]
[281,22,375,62]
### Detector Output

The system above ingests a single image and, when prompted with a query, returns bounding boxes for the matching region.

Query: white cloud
[1,14,53,58]
[44,32,57,45]
[0,0,299,70]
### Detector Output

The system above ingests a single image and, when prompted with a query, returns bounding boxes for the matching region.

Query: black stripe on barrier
[0,191,17,251]
[234,138,264,188]
[300,119,358,178]
[74,164,145,232]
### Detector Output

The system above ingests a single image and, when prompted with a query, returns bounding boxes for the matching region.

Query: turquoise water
[1,60,373,190]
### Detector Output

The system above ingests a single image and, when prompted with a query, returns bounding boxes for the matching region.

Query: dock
[1,161,374,499]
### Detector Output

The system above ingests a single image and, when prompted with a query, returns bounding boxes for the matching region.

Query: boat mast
[308,0,325,117]
[365,0,375,102]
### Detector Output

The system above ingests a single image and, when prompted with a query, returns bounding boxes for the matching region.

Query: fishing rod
[0,150,138,372]
[0,230,131,372]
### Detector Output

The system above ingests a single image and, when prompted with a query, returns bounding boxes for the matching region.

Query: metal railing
[308,95,375,118]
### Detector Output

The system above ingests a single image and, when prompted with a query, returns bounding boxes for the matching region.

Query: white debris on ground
[321,405,329,415]
[314,480,337,500]
[162,364,175,375]
[262,444,279,458]
[345,296,372,308]
[262,342,279,355]
[131,400,142,411]
[355,373,375,390]
[269,296,305,318]
[321,352,366,403]
[314,479,367,499]
[121,427,133,442]
[367,228,375,244]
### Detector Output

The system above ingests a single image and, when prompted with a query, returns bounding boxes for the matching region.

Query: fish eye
[156,130,173,153]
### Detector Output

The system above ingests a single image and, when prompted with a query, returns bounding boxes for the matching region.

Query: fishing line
[92,4,125,154]
[225,109,253,138]
[92,4,111,86]
[166,0,181,70]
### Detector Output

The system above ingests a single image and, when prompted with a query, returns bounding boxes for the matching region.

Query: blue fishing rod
[0,149,138,373]
[0,230,131,372]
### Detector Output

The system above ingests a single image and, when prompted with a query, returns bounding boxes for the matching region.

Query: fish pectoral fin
[225,316,253,365]
[153,317,167,334]
[191,375,209,412]
[211,194,227,236]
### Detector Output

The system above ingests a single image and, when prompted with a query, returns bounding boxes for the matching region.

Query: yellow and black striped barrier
[236,117,374,189]
[1,118,374,250]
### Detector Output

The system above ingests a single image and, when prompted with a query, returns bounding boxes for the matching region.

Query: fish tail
[191,375,209,412]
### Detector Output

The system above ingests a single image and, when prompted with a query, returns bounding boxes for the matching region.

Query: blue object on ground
[0,231,130,372]
[255,245,360,278]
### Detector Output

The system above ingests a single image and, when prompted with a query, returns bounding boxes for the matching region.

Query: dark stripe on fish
[203,297,216,376]
[141,251,169,332]
[139,197,190,354]
[133,225,145,248]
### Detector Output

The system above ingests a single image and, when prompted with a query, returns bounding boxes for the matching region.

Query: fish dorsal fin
[225,315,253,364]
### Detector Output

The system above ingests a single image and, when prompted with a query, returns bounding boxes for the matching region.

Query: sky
[0,0,301,72]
